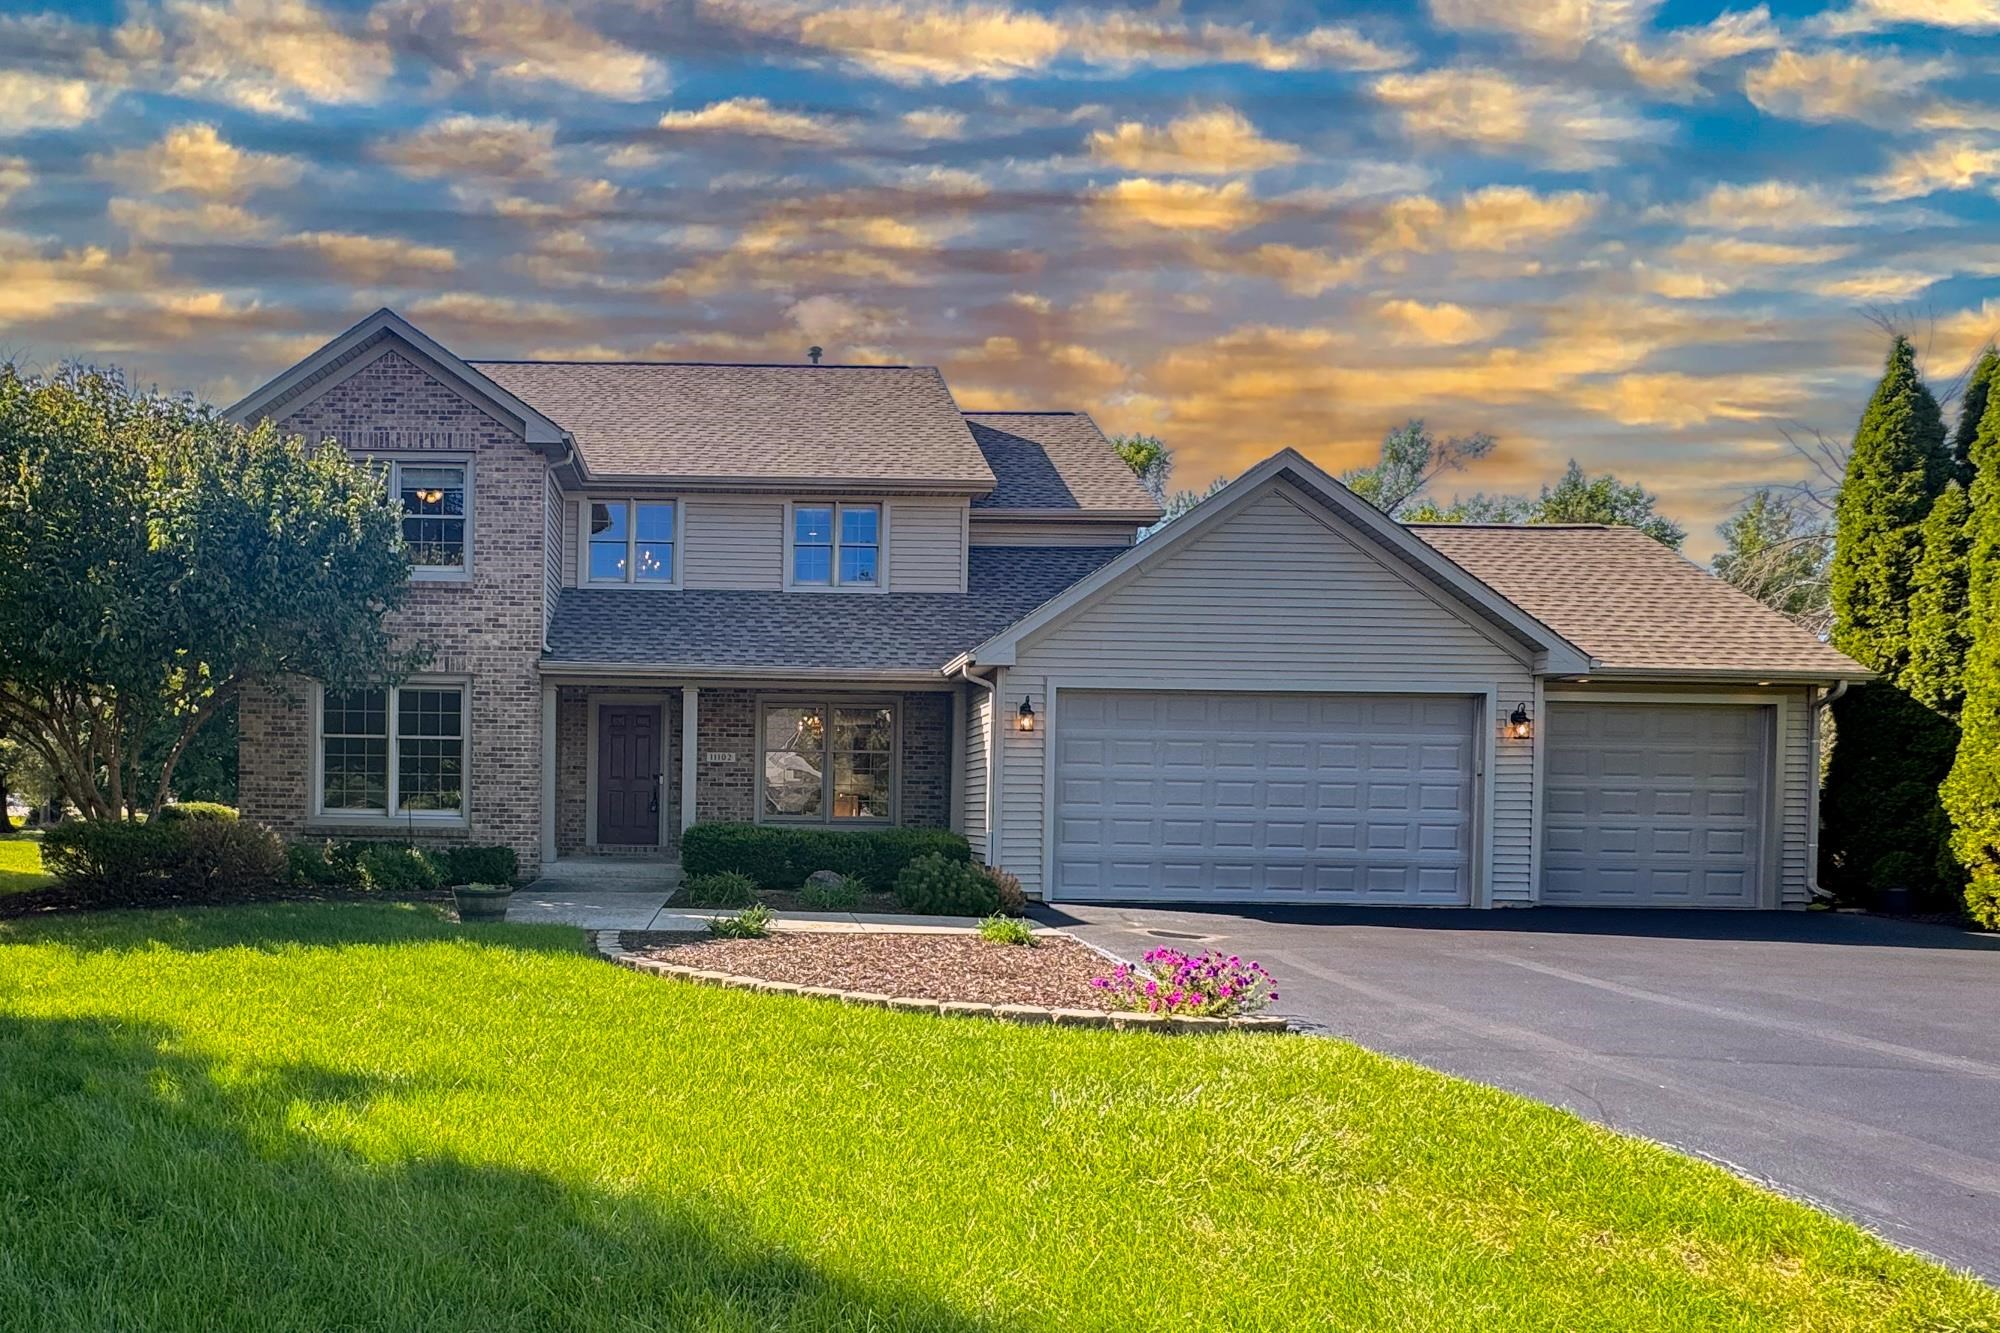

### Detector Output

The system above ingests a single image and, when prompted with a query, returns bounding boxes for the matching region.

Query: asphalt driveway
[1043,903,2000,1282]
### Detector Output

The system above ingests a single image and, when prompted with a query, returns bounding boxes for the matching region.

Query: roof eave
[972,507,1164,523]
[1551,664,1876,685]
[561,473,995,494]
[538,660,950,683]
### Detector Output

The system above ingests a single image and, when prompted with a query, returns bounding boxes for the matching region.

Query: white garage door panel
[1052,691,1476,904]
[1542,702,1767,908]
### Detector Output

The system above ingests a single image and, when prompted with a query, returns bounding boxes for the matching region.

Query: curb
[589,930,1290,1034]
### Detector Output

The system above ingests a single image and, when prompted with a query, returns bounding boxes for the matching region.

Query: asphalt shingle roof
[470,360,996,488]
[544,546,1125,673]
[964,412,1162,514]
[1409,523,1869,678]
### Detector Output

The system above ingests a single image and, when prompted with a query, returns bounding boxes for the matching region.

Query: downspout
[1806,680,1850,904]
[957,663,997,861]
[542,439,579,655]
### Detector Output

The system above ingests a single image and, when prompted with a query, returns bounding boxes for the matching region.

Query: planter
[452,883,514,923]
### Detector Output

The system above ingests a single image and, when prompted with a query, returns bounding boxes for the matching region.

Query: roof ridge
[964,409,1083,416]
[1405,522,1612,530]
[466,358,923,370]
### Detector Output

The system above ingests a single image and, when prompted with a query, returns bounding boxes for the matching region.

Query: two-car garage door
[1051,691,1476,905]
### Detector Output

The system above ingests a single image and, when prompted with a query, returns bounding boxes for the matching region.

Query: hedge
[43,816,286,902]
[680,822,970,890]
[284,840,520,893]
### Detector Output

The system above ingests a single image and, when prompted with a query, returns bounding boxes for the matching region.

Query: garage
[1542,701,1770,907]
[1049,690,1477,905]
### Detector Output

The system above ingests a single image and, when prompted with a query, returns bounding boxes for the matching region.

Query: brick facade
[899,692,952,828]
[693,688,757,823]
[238,346,551,872]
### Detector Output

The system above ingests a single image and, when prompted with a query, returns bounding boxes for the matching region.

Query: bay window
[318,684,466,819]
[587,500,677,585]
[790,502,880,589]
[760,701,895,822]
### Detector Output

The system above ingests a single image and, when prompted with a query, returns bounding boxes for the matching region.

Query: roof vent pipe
[807,345,823,365]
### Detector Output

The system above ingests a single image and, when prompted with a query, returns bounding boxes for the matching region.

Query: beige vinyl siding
[684,497,784,590]
[997,482,1537,902]
[964,687,992,861]
[543,473,563,627]
[558,493,578,589]
[889,498,968,592]
[970,518,1139,547]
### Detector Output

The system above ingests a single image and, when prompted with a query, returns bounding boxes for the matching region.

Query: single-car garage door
[1543,702,1769,907]
[1051,691,1476,905]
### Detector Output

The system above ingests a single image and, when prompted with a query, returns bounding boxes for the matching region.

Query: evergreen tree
[1941,366,2000,927]
[1904,481,1974,716]
[1822,336,1956,902]
[1949,346,1998,488]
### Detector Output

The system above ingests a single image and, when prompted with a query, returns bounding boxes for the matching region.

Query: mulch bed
[621,930,1126,1009]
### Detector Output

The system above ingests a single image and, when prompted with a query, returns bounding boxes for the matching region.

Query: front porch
[538,678,961,869]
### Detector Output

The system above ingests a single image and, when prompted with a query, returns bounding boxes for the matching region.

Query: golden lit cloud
[0,70,100,134]
[283,231,457,278]
[1668,178,1859,230]
[124,0,393,118]
[1377,298,1511,346]
[1667,235,1854,267]
[379,115,557,179]
[1570,371,1807,428]
[1087,108,1299,175]
[1619,8,1781,90]
[900,108,966,139]
[372,0,668,99]
[0,157,29,209]
[1868,138,2000,199]
[0,231,160,320]
[90,123,301,199]
[1226,244,1365,297]
[1376,185,1602,253]
[1811,268,1947,301]
[1817,0,2000,33]
[658,97,849,143]
[1744,48,1948,125]
[1372,66,1655,167]
[1426,0,1653,57]
[1087,178,1263,233]
[107,196,271,241]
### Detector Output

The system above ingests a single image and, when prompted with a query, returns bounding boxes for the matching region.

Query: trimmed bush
[1968,879,2000,931]
[156,802,239,824]
[432,844,519,887]
[43,815,284,900]
[799,872,863,910]
[355,844,444,895]
[176,819,287,897]
[680,870,759,908]
[286,840,363,891]
[894,852,1000,917]
[681,823,970,890]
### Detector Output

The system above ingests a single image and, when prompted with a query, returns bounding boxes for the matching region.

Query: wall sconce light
[1507,702,1533,740]
[1016,697,1036,733]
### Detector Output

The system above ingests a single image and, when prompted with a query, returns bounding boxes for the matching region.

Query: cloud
[0,70,100,135]
[1087,178,1263,233]
[371,0,668,99]
[0,157,28,209]
[900,108,966,139]
[405,291,583,334]
[1375,185,1602,253]
[1569,371,1807,428]
[1087,108,1299,175]
[1426,0,1655,57]
[1868,138,2000,199]
[1377,298,1510,346]
[1372,66,1659,167]
[1743,48,1949,125]
[658,97,849,143]
[0,231,160,321]
[1667,235,1854,267]
[704,2,1409,83]
[1226,244,1366,296]
[379,114,557,179]
[1816,0,2000,33]
[120,0,393,118]
[283,231,457,279]
[107,197,272,241]
[90,123,302,200]
[1619,7,1781,91]
[1667,178,1860,230]
[1810,268,1947,300]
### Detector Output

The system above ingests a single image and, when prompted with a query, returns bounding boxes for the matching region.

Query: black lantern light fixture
[1507,702,1533,740]
[1016,696,1036,733]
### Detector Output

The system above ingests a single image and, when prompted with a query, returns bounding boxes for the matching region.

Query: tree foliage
[1949,346,1997,488]
[1713,489,1833,634]
[1942,352,2000,903]
[1337,420,1497,519]
[1110,433,1173,505]
[0,364,417,820]
[1904,481,1974,716]
[1529,460,1686,547]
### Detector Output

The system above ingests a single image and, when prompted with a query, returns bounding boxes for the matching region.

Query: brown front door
[597,706,661,845]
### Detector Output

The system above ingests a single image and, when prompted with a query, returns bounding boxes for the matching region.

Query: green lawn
[1,904,1994,1331]
[0,834,48,895]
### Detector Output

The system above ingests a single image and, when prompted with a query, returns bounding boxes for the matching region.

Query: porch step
[537,857,682,892]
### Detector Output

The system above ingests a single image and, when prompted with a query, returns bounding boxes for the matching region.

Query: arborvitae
[1950,346,1998,488]
[1904,481,1974,716]
[1823,336,1956,903]
[1941,367,2000,927]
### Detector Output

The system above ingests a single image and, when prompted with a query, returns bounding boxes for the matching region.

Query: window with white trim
[393,462,469,573]
[319,685,466,817]
[790,502,880,588]
[760,701,895,822]
[587,500,677,584]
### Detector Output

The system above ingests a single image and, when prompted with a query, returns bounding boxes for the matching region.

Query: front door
[598,705,661,846]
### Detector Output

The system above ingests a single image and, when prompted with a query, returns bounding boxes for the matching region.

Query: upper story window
[588,500,677,585]
[393,461,469,577]
[791,502,881,589]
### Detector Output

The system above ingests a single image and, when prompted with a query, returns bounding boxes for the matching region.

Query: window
[393,462,469,574]
[318,685,466,818]
[790,502,880,588]
[760,701,895,822]
[587,500,676,584]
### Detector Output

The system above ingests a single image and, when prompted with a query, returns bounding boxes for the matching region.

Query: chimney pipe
[807,345,823,365]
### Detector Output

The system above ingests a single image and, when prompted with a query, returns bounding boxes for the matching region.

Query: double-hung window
[393,461,469,576]
[318,684,467,819]
[587,500,677,584]
[760,701,895,822]
[790,502,880,589]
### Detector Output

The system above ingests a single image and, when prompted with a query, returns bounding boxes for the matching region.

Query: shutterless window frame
[754,697,900,825]
[580,498,682,588]
[387,458,474,582]
[311,679,471,822]
[783,500,886,592]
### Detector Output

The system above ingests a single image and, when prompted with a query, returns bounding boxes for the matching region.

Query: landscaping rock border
[591,930,1290,1034]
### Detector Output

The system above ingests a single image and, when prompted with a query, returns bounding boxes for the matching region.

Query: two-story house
[229,308,1868,910]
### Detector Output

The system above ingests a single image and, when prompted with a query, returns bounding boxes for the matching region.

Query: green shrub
[355,844,444,894]
[681,822,969,889]
[1968,878,2000,931]
[286,840,360,890]
[799,871,864,910]
[431,844,519,887]
[681,869,759,908]
[41,820,189,897]
[156,802,239,824]
[175,818,287,896]
[894,853,1000,917]
[984,865,1026,916]
[707,903,772,939]
[977,914,1034,946]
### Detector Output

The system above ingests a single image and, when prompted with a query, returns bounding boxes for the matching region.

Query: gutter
[537,660,949,685]
[1805,679,1850,904]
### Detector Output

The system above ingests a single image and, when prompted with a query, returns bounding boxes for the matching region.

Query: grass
[0,832,48,895]
[1,903,1995,1331]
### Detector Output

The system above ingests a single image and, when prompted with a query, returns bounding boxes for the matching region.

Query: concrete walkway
[506,874,994,934]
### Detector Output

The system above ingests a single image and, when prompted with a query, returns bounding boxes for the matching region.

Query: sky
[2,1,1999,559]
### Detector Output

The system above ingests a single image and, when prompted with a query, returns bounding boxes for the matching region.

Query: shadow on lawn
[0,899,592,958]
[0,1011,1004,1332]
